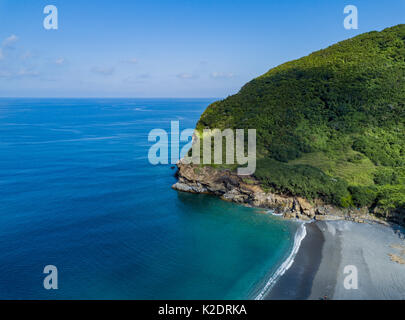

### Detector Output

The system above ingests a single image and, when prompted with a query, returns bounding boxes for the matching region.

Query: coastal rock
[222,189,249,203]
[172,161,318,221]
[296,197,316,219]
[315,215,344,221]
[172,182,208,194]
[172,161,403,226]
[388,253,405,265]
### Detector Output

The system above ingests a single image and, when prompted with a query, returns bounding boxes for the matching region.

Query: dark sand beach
[265,222,324,300]
[265,220,405,300]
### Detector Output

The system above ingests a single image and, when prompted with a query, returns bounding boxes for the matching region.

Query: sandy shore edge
[265,220,405,300]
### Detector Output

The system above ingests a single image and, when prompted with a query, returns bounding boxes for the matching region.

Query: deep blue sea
[0,98,298,299]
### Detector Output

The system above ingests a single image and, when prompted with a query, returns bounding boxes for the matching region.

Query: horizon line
[0,96,224,100]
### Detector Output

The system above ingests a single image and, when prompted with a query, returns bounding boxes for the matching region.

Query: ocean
[0,98,300,299]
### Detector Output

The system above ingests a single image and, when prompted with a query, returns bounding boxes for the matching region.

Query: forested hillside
[197,24,405,211]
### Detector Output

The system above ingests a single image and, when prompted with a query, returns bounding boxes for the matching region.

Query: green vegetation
[255,158,351,207]
[196,25,405,213]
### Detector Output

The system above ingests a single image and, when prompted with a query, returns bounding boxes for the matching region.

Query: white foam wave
[268,210,283,217]
[255,222,308,300]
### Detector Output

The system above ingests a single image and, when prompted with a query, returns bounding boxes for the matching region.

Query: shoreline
[264,220,405,300]
[172,162,405,299]
[263,222,324,300]
[255,220,308,300]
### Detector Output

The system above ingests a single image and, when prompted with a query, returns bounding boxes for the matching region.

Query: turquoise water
[0,98,297,299]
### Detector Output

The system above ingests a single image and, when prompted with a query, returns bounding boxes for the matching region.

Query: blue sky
[0,0,403,97]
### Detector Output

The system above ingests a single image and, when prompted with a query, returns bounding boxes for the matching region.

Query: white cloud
[0,68,40,79]
[125,58,138,64]
[123,73,151,84]
[91,66,115,76]
[55,57,65,65]
[16,68,39,77]
[177,73,198,79]
[3,34,18,47]
[0,70,12,78]
[0,34,18,60]
[0,34,19,60]
[210,72,236,79]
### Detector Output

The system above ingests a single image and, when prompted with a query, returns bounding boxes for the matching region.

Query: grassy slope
[196,24,405,212]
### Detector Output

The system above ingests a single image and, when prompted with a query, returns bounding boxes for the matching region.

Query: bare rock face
[296,197,316,219]
[172,161,399,225]
[172,161,318,220]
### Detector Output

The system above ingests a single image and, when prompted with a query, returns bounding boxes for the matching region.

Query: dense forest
[196,24,405,212]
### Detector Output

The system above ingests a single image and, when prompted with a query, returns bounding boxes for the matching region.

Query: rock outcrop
[172,161,404,226]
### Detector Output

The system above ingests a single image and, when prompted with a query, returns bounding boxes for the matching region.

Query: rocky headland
[172,161,405,228]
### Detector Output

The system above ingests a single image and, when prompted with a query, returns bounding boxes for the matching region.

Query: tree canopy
[197,24,405,211]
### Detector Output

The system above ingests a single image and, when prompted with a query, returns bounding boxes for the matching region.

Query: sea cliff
[172,160,405,227]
